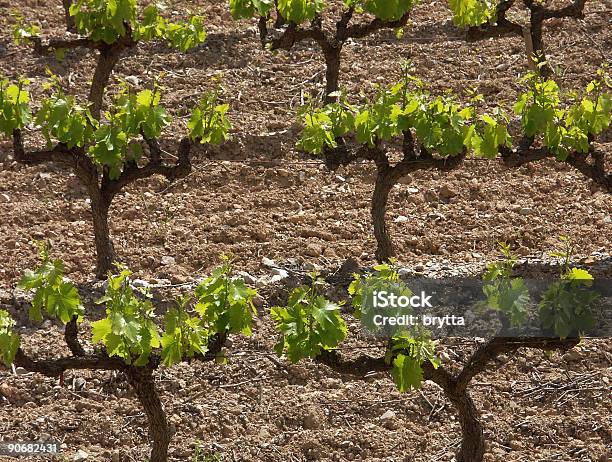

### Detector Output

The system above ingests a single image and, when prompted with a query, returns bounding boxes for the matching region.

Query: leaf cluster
[161,259,258,366]
[135,6,207,52]
[229,0,416,23]
[91,267,161,365]
[538,237,599,338]
[448,0,497,27]
[0,77,31,136]
[387,331,439,391]
[66,0,207,50]
[515,68,611,160]
[271,273,347,362]
[90,260,257,367]
[0,310,20,367]
[17,244,84,324]
[188,88,232,144]
[1,76,232,180]
[481,243,530,327]
[297,73,511,158]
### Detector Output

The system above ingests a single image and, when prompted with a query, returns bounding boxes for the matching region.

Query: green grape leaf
[0,310,20,366]
[392,353,423,391]
[364,0,415,21]
[188,92,231,144]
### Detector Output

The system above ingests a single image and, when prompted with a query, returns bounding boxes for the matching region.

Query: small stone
[131,279,150,288]
[423,190,438,202]
[161,256,176,265]
[221,424,235,438]
[125,76,139,86]
[170,274,188,285]
[518,207,532,215]
[73,377,86,391]
[322,378,342,389]
[0,383,19,401]
[323,247,336,258]
[236,271,256,285]
[270,274,286,283]
[394,215,409,223]
[562,349,582,362]
[380,410,399,430]
[73,449,88,461]
[305,243,323,257]
[438,184,458,201]
[258,427,271,440]
[303,408,323,430]
[261,257,276,268]
[14,367,28,375]
[0,193,10,203]
[270,267,289,279]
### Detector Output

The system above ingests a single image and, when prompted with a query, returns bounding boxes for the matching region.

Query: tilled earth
[0,0,611,461]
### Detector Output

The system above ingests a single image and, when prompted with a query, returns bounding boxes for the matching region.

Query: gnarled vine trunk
[89,190,114,279]
[323,46,342,104]
[127,366,170,462]
[89,46,123,120]
[62,0,76,32]
[446,388,486,461]
[371,168,395,262]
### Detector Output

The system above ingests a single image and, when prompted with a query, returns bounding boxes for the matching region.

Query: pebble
[73,449,88,461]
[270,267,289,279]
[562,349,582,362]
[160,256,176,265]
[221,424,235,438]
[380,410,399,430]
[438,184,458,201]
[130,279,150,288]
[125,76,139,86]
[305,243,323,257]
[258,427,271,440]
[303,408,323,429]
[261,257,276,267]
[73,377,86,391]
[236,271,257,285]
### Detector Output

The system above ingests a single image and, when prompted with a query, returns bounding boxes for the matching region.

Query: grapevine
[4,0,229,277]
[2,247,257,462]
[268,245,596,461]
[229,0,418,101]
[297,62,611,260]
